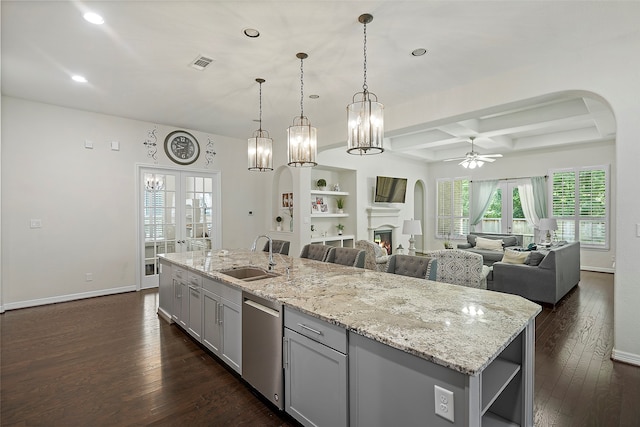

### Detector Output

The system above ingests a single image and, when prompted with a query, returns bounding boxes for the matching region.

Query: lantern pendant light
[347,13,384,155]
[248,78,273,171]
[287,52,317,167]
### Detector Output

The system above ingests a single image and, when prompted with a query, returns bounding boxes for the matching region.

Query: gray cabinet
[158,259,172,321]
[186,273,203,341]
[349,322,534,427]
[202,277,242,374]
[284,307,348,427]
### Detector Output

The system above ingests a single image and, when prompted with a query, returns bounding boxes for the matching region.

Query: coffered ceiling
[2,1,633,162]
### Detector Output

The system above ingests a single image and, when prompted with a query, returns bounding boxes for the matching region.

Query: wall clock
[164,130,200,165]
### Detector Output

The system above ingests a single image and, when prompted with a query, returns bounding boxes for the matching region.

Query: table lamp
[402,219,422,256]
[538,218,558,244]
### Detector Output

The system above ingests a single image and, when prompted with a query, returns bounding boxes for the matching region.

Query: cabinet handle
[297,323,323,336]
[283,337,289,369]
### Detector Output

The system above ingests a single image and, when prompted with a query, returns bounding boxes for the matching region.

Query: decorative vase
[338,230,343,235]
[337,209,344,214]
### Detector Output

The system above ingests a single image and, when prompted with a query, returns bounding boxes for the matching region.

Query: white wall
[426,141,616,272]
[1,97,268,308]
[318,148,430,250]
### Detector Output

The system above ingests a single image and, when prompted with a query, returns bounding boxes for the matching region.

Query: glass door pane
[183,174,215,252]
[143,173,178,279]
[510,185,534,246]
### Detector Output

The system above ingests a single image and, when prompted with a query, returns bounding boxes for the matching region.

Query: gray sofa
[457,232,524,266]
[488,241,580,305]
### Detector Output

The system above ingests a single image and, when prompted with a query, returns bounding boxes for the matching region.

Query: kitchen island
[159,249,541,427]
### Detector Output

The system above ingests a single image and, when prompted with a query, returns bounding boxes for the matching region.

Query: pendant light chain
[299,55,305,118]
[362,20,368,93]
[258,80,263,131]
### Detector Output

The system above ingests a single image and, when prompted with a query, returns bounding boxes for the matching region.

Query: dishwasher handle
[244,299,280,318]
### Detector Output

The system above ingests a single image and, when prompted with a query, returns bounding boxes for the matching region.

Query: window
[437,178,469,238]
[551,166,609,249]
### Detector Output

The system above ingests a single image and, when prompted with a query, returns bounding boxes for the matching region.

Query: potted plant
[444,233,453,249]
[316,178,327,191]
[336,197,345,214]
[336,223,344,235]
[275,216,283,231]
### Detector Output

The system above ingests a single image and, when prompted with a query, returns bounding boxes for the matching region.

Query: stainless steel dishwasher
[241,292,284,409]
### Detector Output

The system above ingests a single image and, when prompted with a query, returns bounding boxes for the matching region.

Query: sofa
[356,240,390,272]
[488,241,580,305]
[422,249,491,289]
[457,232,524,266]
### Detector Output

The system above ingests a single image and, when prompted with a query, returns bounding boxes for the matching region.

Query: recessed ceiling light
[72,75,88,83]
[83,12,104,25]
[411,48,428,57]
[243,28,260,38]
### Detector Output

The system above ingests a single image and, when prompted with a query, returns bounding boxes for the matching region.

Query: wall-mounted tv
[374,176,408,203]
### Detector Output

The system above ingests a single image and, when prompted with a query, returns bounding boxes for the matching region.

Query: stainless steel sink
[220,267,279,282]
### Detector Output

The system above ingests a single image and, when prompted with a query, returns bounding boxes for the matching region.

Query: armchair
[356,240,390,272]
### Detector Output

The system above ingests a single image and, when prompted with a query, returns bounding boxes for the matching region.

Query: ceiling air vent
[189,55,214,71]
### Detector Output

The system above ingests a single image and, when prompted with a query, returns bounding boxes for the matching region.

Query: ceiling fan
[443,137,503,169]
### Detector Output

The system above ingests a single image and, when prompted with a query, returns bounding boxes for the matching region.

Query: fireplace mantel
[366,206,402,244]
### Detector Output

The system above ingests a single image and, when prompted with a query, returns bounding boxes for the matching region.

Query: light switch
[84,140,93,149]
[30,219,42,229]
[110,141,120,151]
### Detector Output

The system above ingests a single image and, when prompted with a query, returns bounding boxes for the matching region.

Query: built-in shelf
[481,358,521,413]
[310,190,349,196]
[310,234,355,247]
[482,411,521,427]
[311,213,349,218]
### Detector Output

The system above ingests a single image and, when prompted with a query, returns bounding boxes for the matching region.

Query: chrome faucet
[251,235,276,271]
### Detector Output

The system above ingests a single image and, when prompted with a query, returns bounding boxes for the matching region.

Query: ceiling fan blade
[479,154,503,158]
[477,157,497,163]
[443,157,467,162]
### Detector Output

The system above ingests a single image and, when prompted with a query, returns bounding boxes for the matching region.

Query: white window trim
[436,177,470,239]
[549,164,610,250]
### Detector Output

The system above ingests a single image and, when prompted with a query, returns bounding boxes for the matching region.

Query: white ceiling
[2,1,634,162]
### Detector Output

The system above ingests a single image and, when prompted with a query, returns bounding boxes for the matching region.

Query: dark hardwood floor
[1,271,638,426]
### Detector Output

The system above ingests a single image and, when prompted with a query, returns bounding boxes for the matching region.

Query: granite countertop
[160,249,541,376]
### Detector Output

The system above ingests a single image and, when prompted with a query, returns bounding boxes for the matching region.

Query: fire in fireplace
[374,229,393,255]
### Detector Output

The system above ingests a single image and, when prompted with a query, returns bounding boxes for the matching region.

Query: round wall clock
[164,130,200,165]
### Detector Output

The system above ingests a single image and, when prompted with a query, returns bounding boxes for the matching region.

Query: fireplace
[374,229,393,255]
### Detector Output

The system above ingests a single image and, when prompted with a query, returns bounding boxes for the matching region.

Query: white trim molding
[2,285,136,311]
[611,348,640,367]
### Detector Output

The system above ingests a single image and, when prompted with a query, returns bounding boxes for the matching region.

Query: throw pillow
[502,250,529,264]
[502,236,519,247]
[475,236,504,251]
[467,234,478,247]
[525,251,546,266]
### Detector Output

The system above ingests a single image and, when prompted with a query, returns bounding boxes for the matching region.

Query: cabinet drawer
[285,307,347,353]
[187,273,202,287]
[203,278,241,305]
[173,267,185,280]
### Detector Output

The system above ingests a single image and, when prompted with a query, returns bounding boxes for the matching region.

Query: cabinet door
[202,290,221,356]
[158,261,172,319]
[187,285,202,341]
[179,281,189,329]
[220,299,242,374]
[172,280,184,325]
[284,328,348,427]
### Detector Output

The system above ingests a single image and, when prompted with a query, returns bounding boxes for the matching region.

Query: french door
[480,182,534,245]
[138,166,221,289]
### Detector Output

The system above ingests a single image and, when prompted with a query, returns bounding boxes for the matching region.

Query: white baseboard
[612,348,640,367]
[157,307,173,324]
[581,265,615,274]
[2,285,137,311]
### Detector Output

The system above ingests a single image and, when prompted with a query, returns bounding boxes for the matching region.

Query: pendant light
[287,52,317,167]
[347,13,384,155]
[248,78,273,171]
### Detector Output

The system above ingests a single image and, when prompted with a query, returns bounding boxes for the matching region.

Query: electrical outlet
[434,385,454,422]
[85,273,93,282]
